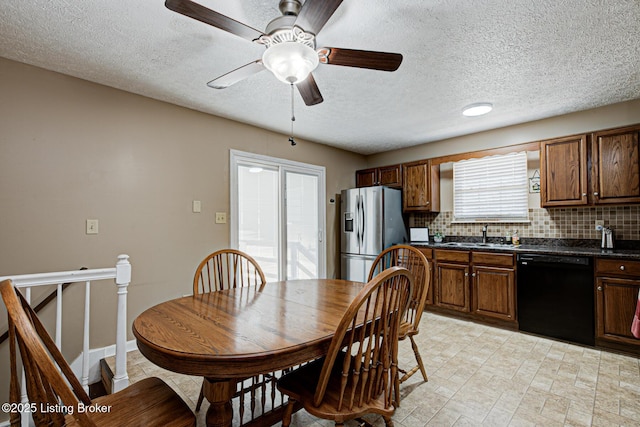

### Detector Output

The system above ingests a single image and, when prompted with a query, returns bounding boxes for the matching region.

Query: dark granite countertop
[412,238,640,260]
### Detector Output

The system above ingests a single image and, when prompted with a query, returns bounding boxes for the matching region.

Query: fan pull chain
[289,83,296,146]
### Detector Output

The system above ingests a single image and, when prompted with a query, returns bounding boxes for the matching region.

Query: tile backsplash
[411,206,640,241]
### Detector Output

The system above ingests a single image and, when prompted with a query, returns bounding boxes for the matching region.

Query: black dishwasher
[517,253,594,346]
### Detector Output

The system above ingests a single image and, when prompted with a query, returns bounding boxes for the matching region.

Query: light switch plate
[215,212,227,224]
[86,219,99,234]
[192,200,201,213]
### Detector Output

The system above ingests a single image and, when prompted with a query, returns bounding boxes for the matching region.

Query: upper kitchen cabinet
[402,159,440,212]
[591,125,640,205]
[540,134,589,207]
[540,124,640,207]
[355,164,402,188]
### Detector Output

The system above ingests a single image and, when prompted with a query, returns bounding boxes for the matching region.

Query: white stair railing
[0,254,131,425]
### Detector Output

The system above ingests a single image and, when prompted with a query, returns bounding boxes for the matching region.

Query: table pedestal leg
[203,378,237,427]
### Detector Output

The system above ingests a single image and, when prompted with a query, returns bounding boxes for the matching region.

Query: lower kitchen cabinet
[432,249,517,325]
[472,251,516,323]
[472,265,516,322]
[595,258,640,351]
[434,250,470,312]
[427,249,640,354]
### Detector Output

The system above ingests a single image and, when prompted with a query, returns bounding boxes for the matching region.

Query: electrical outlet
[86,219,99,235]
[595,220,604,231]
[215,212,227,224]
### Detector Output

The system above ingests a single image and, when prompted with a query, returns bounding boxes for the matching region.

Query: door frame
[230,149,327,279]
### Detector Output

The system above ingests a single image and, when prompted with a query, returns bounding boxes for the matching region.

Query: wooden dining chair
[368,244,431,389]
[193,248,266,294]
[277,266,413,427]
[193,248,267,412]
[0,279,196,427]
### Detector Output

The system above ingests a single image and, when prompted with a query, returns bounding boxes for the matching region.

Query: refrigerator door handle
[360,195,365,247]
[359,193,365,248]
[359,194,364,248]
[355,194,361,246]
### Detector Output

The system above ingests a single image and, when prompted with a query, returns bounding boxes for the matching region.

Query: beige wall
[0,57,366,410]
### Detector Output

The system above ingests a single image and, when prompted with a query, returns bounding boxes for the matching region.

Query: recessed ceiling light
[462,103,493,117]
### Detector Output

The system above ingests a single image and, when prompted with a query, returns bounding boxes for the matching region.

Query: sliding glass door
[285,170,319,279]
[236,163,280,280]
[231,150,326,281]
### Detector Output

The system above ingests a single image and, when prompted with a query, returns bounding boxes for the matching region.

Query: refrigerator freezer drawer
[341,254,376,283]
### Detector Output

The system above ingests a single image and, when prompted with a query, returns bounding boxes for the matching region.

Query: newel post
[112,254,131,392]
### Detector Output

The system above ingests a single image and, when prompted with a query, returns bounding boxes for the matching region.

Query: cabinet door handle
[620,265,626,271]
[582,193,587,197]
[597,286,603,291]
[472,273,476,277]
[594,192,599,196]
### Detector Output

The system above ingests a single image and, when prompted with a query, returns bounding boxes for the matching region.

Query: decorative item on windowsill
[433,231,444,243]
[529,170,540,193]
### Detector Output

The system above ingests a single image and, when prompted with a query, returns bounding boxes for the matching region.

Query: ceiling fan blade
[207,60,265,89]
[165,0,264,42]
[294,0,343,35]
[296,73,324,106]
[319,47,403,71]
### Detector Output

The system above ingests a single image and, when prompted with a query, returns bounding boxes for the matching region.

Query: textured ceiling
[1,0,639,154]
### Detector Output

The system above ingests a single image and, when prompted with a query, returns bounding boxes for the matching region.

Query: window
[453,151,529,222]
[230,150,326,280]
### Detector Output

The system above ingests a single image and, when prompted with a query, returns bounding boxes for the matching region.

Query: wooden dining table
[132,278,365,427]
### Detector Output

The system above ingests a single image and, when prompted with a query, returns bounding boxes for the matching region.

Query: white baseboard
[69,339,138,385]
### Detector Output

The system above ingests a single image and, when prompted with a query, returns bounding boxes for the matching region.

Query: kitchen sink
[441,242,475,247]
[440,242,511,248]
[477,242,511,247]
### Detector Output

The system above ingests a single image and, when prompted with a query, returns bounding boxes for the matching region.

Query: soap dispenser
[512,230,520,246]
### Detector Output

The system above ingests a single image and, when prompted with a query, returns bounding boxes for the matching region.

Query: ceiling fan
[165,0,403,106]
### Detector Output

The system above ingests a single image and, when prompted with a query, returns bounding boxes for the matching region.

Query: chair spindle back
[1,279,95,427]
[314,266,413,411]
[193,249,266,294]
[368,244,431,334]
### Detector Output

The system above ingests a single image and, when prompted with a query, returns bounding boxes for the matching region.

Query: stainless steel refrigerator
[340,186,407,282]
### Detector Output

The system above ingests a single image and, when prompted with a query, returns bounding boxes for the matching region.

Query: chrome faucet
[482,224,488,243]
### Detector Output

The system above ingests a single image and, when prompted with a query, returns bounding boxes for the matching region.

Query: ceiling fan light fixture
[262,42,319,84]
[462,102,493,117]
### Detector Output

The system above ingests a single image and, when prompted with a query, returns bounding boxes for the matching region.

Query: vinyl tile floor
[118,312,640,426]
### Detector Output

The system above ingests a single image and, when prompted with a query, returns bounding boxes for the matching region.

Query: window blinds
[453,151,529,222]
